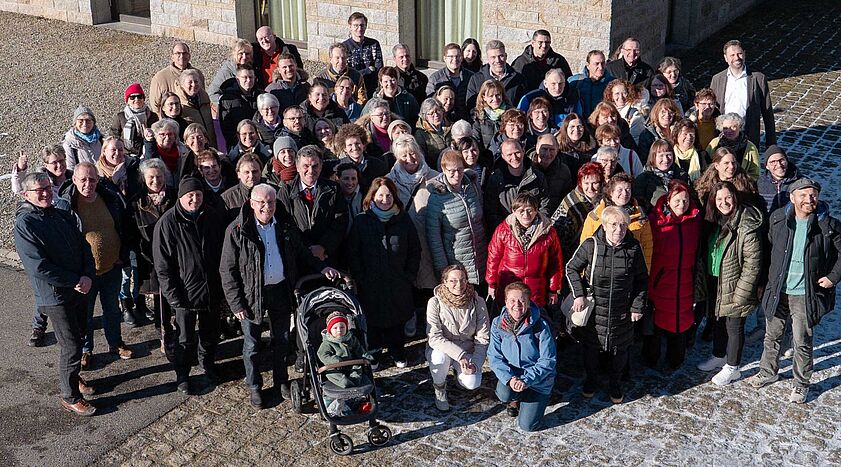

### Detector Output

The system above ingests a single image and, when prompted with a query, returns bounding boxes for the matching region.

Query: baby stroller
[290,273,392,455]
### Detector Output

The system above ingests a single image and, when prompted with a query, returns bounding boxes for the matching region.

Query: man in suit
[710,40,776,147]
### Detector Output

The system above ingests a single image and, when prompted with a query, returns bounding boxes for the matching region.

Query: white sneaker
[697,356,726,372]
[711,365,741,386]
[789,385,808,404]
[394,359,408,368]
[433,384,450,411]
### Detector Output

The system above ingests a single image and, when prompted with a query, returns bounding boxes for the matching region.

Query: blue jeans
[495,380,550,432]
[119,251,139,302]
[83,267,124,353]
[32,307,48,330]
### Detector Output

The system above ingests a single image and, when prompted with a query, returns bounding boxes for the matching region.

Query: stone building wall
[0,0,107,25]
[303,0,402,63]
[609,0,670,64]
[150,0,238,46]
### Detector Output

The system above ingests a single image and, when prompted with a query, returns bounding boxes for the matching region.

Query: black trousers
[369,323,406,360]
[40,294,87,404]
[712,315,747,366]
[240,282,293,390]
[643,328,689,369]
[173,305,220,382]
[583,344,628,391]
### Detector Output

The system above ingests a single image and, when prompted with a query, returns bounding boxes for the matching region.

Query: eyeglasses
[371,113,388,118]
[284,116,303,121]
[128,94,145,100]
[25,187,51,194]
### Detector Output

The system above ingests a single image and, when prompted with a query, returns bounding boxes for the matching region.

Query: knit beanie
[273,136,298,156]
[325,311,349,333]
[762,144,787,164]
[178,177,204,198]
[124,83,145,103]
[73,105,96,124]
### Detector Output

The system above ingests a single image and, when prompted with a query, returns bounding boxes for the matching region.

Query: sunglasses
[128,94,145,100]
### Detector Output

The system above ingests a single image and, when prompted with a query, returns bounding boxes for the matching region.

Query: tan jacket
[426,286,490,362]
[149,63,205,115]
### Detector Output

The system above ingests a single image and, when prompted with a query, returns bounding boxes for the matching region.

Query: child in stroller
[317,310,374,416]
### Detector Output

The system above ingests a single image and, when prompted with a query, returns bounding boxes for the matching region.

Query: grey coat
[424,171,487,285]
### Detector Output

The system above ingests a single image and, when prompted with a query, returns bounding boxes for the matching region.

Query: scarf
[370,203,400,222]
[484,107,506,121]
[122,105,149,144]
[512,217,540,249]
[74,127,101,144]
[186,93,201,108]
[674,145,702,181]
[148,190,167,206]
[717,133,748,160]
[271,158,298,182]
[651,166,676,189]
[95,156,127,192]
[501,310,528,334]
[389,158,432,205]
[434,283,475,309]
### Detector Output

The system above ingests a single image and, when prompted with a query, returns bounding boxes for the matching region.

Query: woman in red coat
[486,193,564,309]
[643,180,703,369]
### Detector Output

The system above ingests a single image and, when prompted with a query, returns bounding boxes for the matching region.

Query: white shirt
[724,67,749,118]
[298,180,318,197]
[255,217,285,285]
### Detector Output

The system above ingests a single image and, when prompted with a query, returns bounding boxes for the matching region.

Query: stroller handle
[294,271,353,294]
[317,359,371,374]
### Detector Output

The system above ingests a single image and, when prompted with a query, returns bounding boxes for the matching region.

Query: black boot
[121,298,137,327]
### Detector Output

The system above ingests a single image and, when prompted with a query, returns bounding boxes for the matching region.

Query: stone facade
[0,0,108,25]
[303,0,403,63]
[150,0,238,46]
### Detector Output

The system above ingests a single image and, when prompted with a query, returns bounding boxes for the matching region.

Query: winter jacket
[110,109,159,156]
[648,196,703,333]
[175,86,217,149]
[706,136,761,180]
[757,162,801,215]
[486,212,563,307]
[252,112,285,148]
[471,109,502,150]
[484,162,550,230]
[426,285,491,362]
[488,304,557,395]
[711,205,764,318]
[218,80,264,147]
[426,67,474,121]
[529,154,574,216]
[266,75,310,113]
[149,63,205,114]
[220,182,255,222]
[580,199,654,268]
[62,128,102,170]
[365,87,420,129]
[551,187,599,262]
[516,87,582,128]
[465,64,528,111]
[14,202,95,307]
[152,201,226,310]
[276,177,348,259]
[337,155,388,195]
[314,66,367,104]
[566,229,648,352]
[130,187,177,293]
[251,37,304,88]
[208,59,237,105]
[219,203,324,325]
[633,165,690,213]
[300,101,350,135]
[317,331,371,388]
[568,68,615,118]
[762,202,841,327]
[636,123,670,164]
[141,139,193,186]
[672,77,696,114]
[227,141,273,166]
[414,122,451,169]
[605,58,654,87]
[348,209,421,328]
[511,45,573,91]
[425,171,487,285]
[397,65,429,106]
[589,146,644,178]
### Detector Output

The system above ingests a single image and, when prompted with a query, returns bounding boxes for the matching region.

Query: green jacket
[714,205,764,318]
[316,331,371,388]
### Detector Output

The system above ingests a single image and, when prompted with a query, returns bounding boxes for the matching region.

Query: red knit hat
[326,311,349,333]
[124,83,145,103]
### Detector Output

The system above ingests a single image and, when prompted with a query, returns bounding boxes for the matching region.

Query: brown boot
[61,399,96,416]
[78,377,95,396]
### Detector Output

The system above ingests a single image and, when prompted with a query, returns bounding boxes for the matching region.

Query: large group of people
[12,13,840,434]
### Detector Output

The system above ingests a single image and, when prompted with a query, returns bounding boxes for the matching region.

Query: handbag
[561,239,598,328]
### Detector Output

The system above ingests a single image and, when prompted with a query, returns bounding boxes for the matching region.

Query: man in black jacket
[220,184,339,408]
[153,177,227,394]
[277,146,349,263]
[426,43,474,121]
[265,53,311,112]
[511,29,573,92]
[15,173,97,416]
[605,37,654,87]
[751,178,841,403]
[393,43,428,106]
[465,40,528,111]
[218,64,264,148]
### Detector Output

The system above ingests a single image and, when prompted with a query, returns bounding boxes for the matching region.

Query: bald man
[252,26,304,88]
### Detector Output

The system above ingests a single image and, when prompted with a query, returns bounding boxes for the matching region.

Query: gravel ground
[0,11,321,250]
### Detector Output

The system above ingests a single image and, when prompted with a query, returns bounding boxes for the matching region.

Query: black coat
[300,101,350,135]
[152,201,226,310]
[762,202,841,328]
[266,77,310,113]
[471,109,501,150]
[530,155,574,216]
[252,37,304,88]
[397,65,429,107]
[566,228,648,352]
[484,162,550,230]
[633,165,690,214]
[349,209,420,328]
[465,64,528,111]
[218,80,264,147]
[337,155,388,195]
[605,58,654,87]
[131,187,177,293]
[276,176,349,259]
[220,203,324,325]
[511,45,573,91]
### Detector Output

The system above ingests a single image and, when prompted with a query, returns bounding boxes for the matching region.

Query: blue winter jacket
[488,304,557,395]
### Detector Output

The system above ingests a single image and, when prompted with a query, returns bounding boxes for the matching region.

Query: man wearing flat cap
[750,177,841,403]
[153,177,227,394]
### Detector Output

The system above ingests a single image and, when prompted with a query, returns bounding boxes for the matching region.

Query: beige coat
[426,286,490,362]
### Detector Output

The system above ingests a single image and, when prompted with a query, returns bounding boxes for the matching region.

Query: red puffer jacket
[648,196,703,333]
[486,213,564,307]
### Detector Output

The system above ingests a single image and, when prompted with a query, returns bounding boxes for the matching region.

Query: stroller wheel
[367,425,392,446]
[329,433,354,455]
[290,380,303,413]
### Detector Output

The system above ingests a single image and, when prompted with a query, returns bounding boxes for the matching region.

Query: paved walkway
[1,0,840,465]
